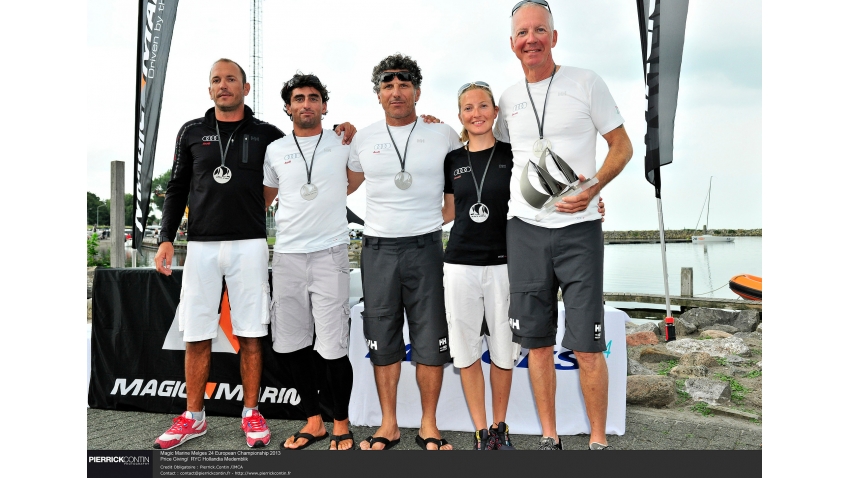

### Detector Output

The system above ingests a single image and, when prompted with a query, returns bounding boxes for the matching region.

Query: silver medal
[213,166,232,184]
[300,183,319,201]
[532,138,552,156]
[469,203,489,223]
[394,171,413,190]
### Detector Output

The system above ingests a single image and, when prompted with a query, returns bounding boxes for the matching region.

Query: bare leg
[459,359,487,431]
[575,351,608,446]
[528,346,557,440]
[185,340,212,412]
[417,363,452,450]
[237,337,263,408]
[489,363,513,427]
[359,361,401,450]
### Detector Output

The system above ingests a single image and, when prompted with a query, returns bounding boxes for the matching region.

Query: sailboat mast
[706,176,712,231]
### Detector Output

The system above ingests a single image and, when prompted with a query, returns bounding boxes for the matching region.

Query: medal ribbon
[385,117,418,173]
[466,142,497,205]
[291,130,324,185]
[524,64,557,141]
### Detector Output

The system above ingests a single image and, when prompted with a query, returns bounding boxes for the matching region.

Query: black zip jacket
[159,105,285,243]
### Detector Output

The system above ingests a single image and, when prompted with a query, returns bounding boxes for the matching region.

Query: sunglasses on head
[511,0,550,16]
[457,81,491,97]
[379,71,414,83]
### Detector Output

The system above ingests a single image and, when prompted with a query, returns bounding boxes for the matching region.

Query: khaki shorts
[270,244,351,359]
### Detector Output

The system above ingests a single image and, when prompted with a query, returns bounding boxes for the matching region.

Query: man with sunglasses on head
[347,53,462,451]
[493,1,633,450]
[263,72,359,451]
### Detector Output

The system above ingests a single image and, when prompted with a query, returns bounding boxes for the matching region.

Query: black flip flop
[281,431,329,450]
[329,432,355,450]
[362,435,400,450]
[415,434,450,450]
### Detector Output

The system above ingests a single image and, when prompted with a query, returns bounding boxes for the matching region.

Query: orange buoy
[729,274,762,301]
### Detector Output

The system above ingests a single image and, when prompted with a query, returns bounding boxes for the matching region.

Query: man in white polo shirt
[263,73,357,451]
[347,53,462,451]
[494,1,633,450]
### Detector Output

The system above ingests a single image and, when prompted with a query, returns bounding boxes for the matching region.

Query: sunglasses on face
[457,81,492,97]
[379,71,414,83]
[511,0,550,16]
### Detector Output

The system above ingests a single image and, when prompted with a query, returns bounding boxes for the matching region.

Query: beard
[294,113,320,129]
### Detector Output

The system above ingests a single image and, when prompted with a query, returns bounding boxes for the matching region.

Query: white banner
[349,303,627,435]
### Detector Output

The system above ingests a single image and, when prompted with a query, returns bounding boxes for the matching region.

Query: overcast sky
[87,0,761,231]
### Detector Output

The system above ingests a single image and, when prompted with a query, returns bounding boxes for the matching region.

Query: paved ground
[87,406,761,451]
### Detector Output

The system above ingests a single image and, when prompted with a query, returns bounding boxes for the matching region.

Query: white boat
[691,177,734,243]
[691,235,734,243]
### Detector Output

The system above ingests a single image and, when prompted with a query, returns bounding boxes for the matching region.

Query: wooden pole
[110,161,125,268]
[681,267,693,297]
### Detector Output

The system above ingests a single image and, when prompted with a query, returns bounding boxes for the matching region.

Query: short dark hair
[280,72,330,108]
[211,58,247,84]
[370,53,423,93]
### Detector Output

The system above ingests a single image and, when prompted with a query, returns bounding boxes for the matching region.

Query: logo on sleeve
[366,339,378,350]
[438,337,448,353]
[509,318,520,330]
[594,323,602,341]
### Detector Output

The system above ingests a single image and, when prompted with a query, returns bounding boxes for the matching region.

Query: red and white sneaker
[241,410,271,448]
[153,411,207,449]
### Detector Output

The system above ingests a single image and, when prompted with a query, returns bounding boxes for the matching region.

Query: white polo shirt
[263,130,350,253]
[494,66,624,229]
[348,120,462,238]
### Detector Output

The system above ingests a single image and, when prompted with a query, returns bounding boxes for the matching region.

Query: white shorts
[178,239,270,342]
[270,244,351,359]
[444,263,521,369]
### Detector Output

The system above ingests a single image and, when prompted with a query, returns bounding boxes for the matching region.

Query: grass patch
[657,360,678,376]
[749,347,762,356]
[675,379,690,404]
[714,373,748,403]
[691,402,713,416]
[715,357,728,366]
[744,370,762,378]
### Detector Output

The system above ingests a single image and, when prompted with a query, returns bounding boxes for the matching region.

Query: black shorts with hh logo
[506,218,606,352]
[360,231,451,366]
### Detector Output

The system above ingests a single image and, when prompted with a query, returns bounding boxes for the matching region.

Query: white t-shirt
[494,66,624,229]
[348,119,462,237]
[263,130,350,253]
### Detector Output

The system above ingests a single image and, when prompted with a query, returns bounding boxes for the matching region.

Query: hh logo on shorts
[366,339,378,350]
[438,337,448,353]
[509,318,520,330]
[594,323,602,341]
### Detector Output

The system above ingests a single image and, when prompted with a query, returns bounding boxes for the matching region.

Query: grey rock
[679,308,738,328]
[665,337,750,357]
[685,378,731,405]
[668,365,709,379]
[734,331,762,341]
[732,310,760,332]
[639,345,682,363]
[756,323,762,333]
[674,318,697,337]
[727,366,748,377]
[626,375,676,407]
[756,361,762,370]
[625,321,637,331]
[628,358,655,376]
[725,355,745,365]
[87,298,93,322]
[701,324,738,334]
[679,352,715,367]
[632,322,661,336]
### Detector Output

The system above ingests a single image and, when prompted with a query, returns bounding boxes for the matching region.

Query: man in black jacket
[152,59,355,450]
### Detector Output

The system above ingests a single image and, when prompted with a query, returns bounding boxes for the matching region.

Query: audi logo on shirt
[373,143,392,150]
[201,135,220,142]
[454,166,472,176]
[514,103,528,111]
[284,153,302,160]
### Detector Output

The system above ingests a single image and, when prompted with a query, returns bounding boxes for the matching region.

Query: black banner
[132,0,180,249]
[637,0,689,197]
[88,268,317,420]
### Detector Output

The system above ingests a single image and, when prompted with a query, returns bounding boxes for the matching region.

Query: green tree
[104,193,153,228]
[151,170,171,214]
[88,192,107,226]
